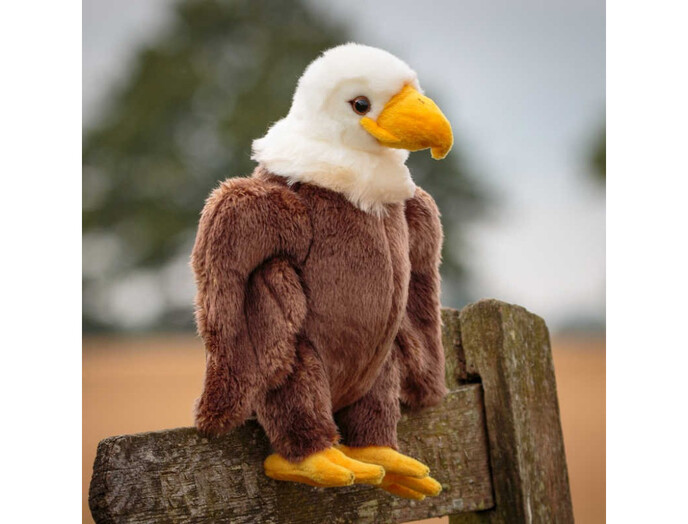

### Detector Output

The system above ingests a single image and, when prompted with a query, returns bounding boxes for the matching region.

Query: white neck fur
[251,118,416,216]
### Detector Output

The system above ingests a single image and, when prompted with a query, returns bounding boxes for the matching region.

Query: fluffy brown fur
[192,166,446,461]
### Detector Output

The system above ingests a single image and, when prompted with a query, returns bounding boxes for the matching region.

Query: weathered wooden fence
[89,299,573,523]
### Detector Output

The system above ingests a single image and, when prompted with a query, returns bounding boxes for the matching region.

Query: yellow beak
[360,85,453,160]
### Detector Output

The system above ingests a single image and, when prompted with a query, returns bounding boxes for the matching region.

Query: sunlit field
[83,335,604,523]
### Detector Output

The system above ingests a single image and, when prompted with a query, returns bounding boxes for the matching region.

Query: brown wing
[396,187,448,408]
[191,175,311,435]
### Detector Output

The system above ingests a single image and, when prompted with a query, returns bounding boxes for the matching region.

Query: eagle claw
[264,447,385,487]
[337,445,442,500]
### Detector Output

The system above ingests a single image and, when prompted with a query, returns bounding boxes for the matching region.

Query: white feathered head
[252,43,453,214]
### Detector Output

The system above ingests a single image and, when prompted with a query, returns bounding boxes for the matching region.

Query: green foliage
[83,0,483,331]
[591,124,606,181]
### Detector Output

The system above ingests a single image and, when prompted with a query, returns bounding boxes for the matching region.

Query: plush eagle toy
[192,43,453,500]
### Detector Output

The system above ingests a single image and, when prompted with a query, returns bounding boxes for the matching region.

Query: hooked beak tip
[431,144,451,160]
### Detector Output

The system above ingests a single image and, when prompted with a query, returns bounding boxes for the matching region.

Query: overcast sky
[83,0,605,331]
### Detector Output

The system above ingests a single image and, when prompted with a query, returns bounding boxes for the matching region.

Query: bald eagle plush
[192,43,453,500]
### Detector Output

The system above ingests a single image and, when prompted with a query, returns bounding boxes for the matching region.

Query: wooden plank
[441,308,468,389]
[450,300,574,524]
[89,385,493,523]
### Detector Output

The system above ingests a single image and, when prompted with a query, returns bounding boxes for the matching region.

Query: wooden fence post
[450,299,574,523]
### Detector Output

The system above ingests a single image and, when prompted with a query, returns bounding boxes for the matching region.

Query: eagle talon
[337,445,429,478]
[337,445,442,499]
[381,472,442,498]
[381,482,426,500]
[264,447,384,488]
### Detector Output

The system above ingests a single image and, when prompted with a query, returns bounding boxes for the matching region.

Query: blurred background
[83,0,605,522]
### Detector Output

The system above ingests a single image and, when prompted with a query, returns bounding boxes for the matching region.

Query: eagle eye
[349,96,371,115]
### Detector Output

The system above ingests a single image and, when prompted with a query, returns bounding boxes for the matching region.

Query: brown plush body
[192,166,446,461]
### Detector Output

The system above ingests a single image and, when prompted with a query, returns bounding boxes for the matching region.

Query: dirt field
[83,334,605,523]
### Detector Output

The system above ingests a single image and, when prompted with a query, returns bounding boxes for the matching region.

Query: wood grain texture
[450,300,574,524]
[89,385,493,523]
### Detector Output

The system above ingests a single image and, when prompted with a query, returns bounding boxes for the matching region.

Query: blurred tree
[83,0,483,332]
[590,123,606,181]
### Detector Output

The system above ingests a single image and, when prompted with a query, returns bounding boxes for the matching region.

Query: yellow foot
[264,447,385,488]
[380,473,443,500]
[337,445,442,500]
